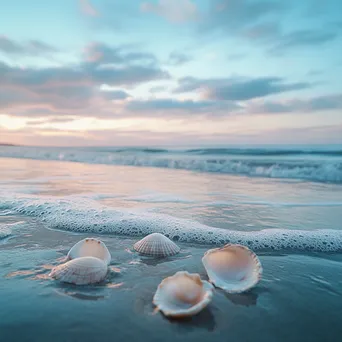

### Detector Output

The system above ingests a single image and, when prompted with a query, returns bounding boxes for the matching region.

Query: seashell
[49,256,108,285]
[202,244,262,293]
[153,271,213,318]
[133,233,180,257]
[67,238,111,265]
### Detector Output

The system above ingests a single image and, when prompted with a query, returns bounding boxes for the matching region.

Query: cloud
[197,0,341,54]
[141,0,198,23]
[149,85,169,93]
[84,42,157,65]
[1,61,167,90]
[127,98,212,111]
[250,94,342,113]
[125,98,241,117]
[1,125,224,147]
[26,117,79,126]
[101,90,131,100]
[79,0,99,17]
[270,29,339,54]
[241,22,281,42]
[0,36,57,56]
[201,0,284,35]
[175,76,311,101]
[168,52,193,65]
[0,41,169,116]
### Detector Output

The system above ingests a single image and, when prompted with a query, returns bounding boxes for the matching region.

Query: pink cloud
[79,0,99,17]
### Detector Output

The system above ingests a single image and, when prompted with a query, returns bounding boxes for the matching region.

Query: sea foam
[1,193,342,252]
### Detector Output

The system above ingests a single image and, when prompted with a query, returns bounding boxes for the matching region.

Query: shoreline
[1,218,342,342]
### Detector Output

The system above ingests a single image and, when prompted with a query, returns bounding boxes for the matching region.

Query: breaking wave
[1,193,342,252]
[0,146,341,183]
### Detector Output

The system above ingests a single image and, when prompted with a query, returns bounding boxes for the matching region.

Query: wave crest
[1,146,342,183]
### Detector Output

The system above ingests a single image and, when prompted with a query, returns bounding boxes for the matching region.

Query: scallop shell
[153,271,213,318]
[202,244,262,293]
[49,256,108,285]
[133,233,180,257]
[67,238,111,265]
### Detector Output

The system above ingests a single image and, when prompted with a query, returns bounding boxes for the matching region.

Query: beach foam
[1,193,342,252]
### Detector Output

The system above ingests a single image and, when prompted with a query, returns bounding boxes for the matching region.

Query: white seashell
[153,271,213,318]
[202,244,262,293]
[49,256,108,285]
[67,238,111,265]
[133,233,180,257]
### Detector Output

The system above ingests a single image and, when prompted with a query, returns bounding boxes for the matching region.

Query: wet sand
[1,158,342,341]
[1,217,342,342]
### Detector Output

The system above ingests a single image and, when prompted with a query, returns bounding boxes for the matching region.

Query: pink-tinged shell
[49,257,108,285]
[153,271,213,318]
[133,233,180,257]
[202,244,262,293]
[67,238,111,265]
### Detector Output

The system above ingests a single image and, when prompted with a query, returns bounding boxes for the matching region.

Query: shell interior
[50,256,108,285]
[67,238,111,265]
[153,271,213,318]
[202,244,262,293]
[133,233,180,257]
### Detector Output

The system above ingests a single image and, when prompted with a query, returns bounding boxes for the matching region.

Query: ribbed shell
[202,244,262,293]
[153,271,213,318]
[67,238,111,265]
[133,233,180,257]
[49,256,108,285]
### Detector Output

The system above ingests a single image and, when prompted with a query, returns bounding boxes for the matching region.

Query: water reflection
[5,269,36,278]
[55,288,107,301]
[138,253,192,266]
[224,286,270,307]
[225,291,258,307]
[166,308,216,332]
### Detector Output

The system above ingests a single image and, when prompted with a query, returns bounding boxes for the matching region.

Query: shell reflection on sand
[5,270,36,278]
[153,271,214,318]
[202,244,262,293]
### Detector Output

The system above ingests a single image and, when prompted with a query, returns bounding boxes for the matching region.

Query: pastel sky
[0,0,341,146]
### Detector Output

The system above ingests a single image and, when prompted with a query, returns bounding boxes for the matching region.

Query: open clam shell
[202,244,262,293]
[49,256,108,285]
[67,238,111,265]
[153,271,213,318]
[133,233,180,257]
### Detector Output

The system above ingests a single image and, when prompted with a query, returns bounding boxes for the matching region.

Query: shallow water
[1,157,342,341]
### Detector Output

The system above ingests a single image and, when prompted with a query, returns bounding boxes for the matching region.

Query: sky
[0,0,341,146]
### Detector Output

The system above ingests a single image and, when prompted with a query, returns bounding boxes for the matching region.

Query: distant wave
[185,148,342,156]
[0,146,341,184]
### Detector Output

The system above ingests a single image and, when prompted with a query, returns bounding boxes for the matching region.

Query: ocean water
[1,146,342,341]
[0,145,342,183]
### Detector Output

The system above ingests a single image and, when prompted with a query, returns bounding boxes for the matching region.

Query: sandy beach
[1,157,342,341]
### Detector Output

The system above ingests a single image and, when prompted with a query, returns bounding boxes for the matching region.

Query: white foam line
[1,192,342,252]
